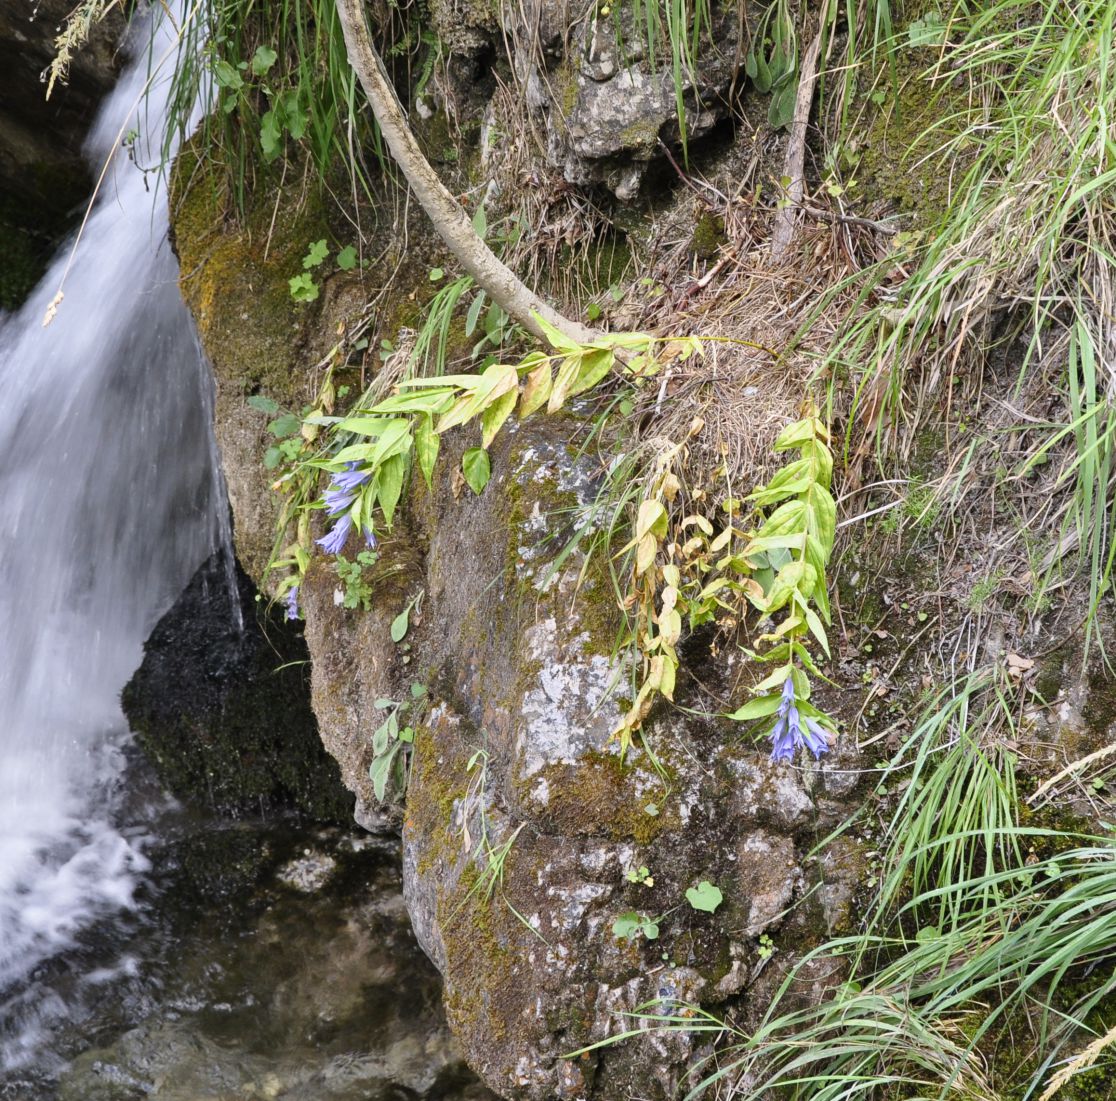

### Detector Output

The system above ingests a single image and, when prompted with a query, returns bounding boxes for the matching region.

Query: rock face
[0,0,122,307]
[123,549,355,822]
[289,418,866,1100]
[511,0,741,199]
[427,0,744,197]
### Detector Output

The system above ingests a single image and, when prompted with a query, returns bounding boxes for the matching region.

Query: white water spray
[0,13,223,1022]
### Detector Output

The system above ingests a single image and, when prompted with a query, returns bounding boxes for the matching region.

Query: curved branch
[335,0,599,347]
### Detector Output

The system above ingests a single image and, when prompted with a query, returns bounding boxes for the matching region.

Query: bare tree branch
[770,28,823,262]
[335,0,599,347]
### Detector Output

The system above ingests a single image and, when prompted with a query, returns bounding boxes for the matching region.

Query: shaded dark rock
[123,549,354,822]
[0,0,124,307]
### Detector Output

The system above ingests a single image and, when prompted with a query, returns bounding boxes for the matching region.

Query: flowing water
[0,13,224,1066]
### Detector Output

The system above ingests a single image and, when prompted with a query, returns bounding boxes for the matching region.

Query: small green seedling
[391,590,423,642]
[368,684,428,800]
[685,880,723,913]
[613,912,660,941]
[625,865,654,887]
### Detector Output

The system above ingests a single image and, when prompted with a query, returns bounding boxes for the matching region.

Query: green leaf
[531,311,580,354]
[250,45,278,76]
[415,414,440,490]
[726,695,781,721]
[213,59,244,90]
[612,913,643,940]
[570,347,614,397]
[369,743,400,800]
[366,418,412,468]
[749,459,813,505]
[410,682,427,698]
[462,448,491,495]
[644,802,659,816]
[288,272,318,302]
[267,413,301,437]
[337,244,358,270]
[907,11,945,46]
[376,452,406,527]
[336,415,392,436]
[429,267,444,281]
[685,881,723,913]
[260,109,282,161]
[367,390,455,415]
[280,93,308,141]
[774,417,825,451]
[769,80,797,130]
[753,47,773,93]
[391,605,410,643]
[247,394,280,414]
[263,446,282,469]
[303,239,329,269]
[472,205,487,238]
[803,603,831,658]
[372,722,390,756]
[465,291,486,337]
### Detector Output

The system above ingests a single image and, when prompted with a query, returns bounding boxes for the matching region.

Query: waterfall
[0,10,222,1025]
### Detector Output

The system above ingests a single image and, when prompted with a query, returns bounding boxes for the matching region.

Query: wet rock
[123,550,354,822]
[278,849,339,892]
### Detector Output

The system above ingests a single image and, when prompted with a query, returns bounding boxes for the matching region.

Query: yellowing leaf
[547,353,582,413]
[481,387,517,448]
[635,500,669,541]
[519,361,553,418]
[659,608,682,646]
[635,532,657,575]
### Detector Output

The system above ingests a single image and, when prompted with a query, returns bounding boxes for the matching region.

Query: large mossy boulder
[293,417,866,1099]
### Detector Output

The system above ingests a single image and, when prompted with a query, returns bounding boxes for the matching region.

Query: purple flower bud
[363,526,378,549]
[316,512,353,555]
[331,462,372,491]
[323,486,357,516]
[284,584,300,621]
[801,717,830,759]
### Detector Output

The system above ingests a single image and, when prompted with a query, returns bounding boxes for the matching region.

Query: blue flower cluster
[315,463,378,555]
[769,676,830,762]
